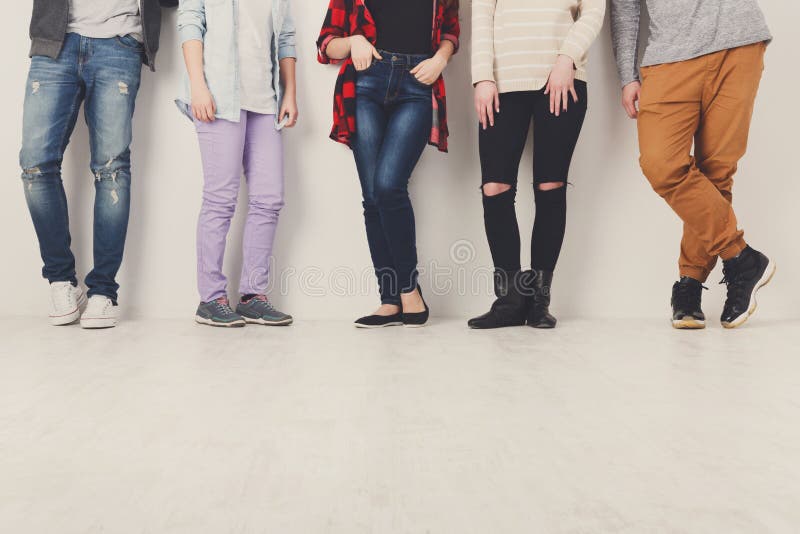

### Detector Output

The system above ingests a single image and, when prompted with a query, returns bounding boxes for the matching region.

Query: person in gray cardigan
[610,0,776,331]
[29,0,177,69]
[20,0,176,329]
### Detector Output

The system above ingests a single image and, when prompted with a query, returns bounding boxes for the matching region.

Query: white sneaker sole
[50,292,87,326]
[722,260,776,329]
[243,317,293,326]
[195,315,246,328]
[80,316,118,329]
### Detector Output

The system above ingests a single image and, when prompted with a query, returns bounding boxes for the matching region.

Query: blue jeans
[20,33,143,302]
[351,51,433,305]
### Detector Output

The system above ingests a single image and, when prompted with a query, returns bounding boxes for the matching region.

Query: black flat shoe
[402,287,430,328]
[354,313,403,329]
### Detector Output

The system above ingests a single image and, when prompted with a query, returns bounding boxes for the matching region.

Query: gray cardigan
[28,0,178,70]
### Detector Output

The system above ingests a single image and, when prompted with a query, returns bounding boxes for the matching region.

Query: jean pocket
[355,59,378,73]
[115,34,144,51]
[408,71,434,90]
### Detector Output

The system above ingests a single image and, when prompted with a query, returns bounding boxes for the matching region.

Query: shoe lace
[250,295,276,311]
[213,297,236,316]
[673,280,705,309]
[720,265,747,301]
[53,284,76,309]
[87,296,111,313]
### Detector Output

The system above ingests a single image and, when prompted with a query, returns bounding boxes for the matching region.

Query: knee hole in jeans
[482,182,513,197]
[536,182,565,191]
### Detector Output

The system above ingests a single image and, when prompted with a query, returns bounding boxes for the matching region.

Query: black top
[366,0,433,55]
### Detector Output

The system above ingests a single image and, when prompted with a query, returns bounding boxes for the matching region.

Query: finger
[410,64,420,74]
[554,89,561,116]
[372,48,382,60]
[550,89,555,114]
[624,101,635,119]
[487,103,495,127]
[570,86,578,103]
[494,91,500,113]
[544,82,550,95]
[480,104,488,130]
[562,88,568,113]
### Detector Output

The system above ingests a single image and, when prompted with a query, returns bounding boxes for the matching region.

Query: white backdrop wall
[1,1,797,321]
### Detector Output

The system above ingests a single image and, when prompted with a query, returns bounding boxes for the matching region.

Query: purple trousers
[195,111,284,302]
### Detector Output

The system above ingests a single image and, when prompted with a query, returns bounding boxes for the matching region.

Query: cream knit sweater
[472,0,606,93]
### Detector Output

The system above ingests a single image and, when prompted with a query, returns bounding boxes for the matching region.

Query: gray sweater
[611,0,772,86]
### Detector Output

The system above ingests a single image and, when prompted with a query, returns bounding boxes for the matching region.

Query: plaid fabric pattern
[317,0,460,153]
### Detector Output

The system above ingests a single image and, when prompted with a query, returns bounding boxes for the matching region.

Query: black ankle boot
[527,270,557,329]
[468,270,529,329]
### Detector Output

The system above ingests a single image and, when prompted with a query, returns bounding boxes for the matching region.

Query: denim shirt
[176,0,296,127]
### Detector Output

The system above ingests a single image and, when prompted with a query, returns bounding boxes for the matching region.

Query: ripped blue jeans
[20,33,142,302]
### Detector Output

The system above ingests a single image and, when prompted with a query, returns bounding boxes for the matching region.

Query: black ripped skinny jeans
[478,82,587,274]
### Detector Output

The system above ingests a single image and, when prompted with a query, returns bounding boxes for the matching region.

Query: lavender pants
[195,111,284,302]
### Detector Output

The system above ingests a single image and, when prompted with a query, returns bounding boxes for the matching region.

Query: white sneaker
[80,295,120,329]
[49,281,87,326]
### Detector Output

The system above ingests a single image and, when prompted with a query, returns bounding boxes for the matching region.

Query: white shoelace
[51,282,77,310]
[85,296,112,316]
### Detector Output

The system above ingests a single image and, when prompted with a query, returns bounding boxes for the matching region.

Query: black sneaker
[720,246,776,329]
[671,277,706,329]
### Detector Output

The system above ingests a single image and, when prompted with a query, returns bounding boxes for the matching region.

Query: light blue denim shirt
[176,0,296,128]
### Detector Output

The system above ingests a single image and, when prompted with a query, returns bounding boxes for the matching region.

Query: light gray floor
[1,316,799,533]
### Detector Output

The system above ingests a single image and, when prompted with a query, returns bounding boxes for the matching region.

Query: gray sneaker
[195,297,246,327]
[236,295,293,326]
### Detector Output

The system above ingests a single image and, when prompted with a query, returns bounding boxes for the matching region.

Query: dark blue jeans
[351,51,433,305]
[20,33,143,302]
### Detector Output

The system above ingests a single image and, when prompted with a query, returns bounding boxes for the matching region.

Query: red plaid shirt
[317,0,460,153]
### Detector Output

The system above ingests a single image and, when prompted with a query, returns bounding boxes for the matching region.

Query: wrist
[556,54,575,68]
[433,50,449,64]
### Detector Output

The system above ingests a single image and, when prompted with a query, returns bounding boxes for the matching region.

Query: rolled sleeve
[442,33,459,53]
[278,10,297,60]
[177,0,206,44]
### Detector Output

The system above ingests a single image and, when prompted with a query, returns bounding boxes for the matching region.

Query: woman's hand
[279,94,299,128]
[191,82,216,122]
[350,35,382,71]
[474,80,500,130]
[410,54,447,86]
[544,55,578,117]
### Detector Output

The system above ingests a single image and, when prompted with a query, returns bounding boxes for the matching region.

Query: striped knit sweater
[472,0,606,93]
